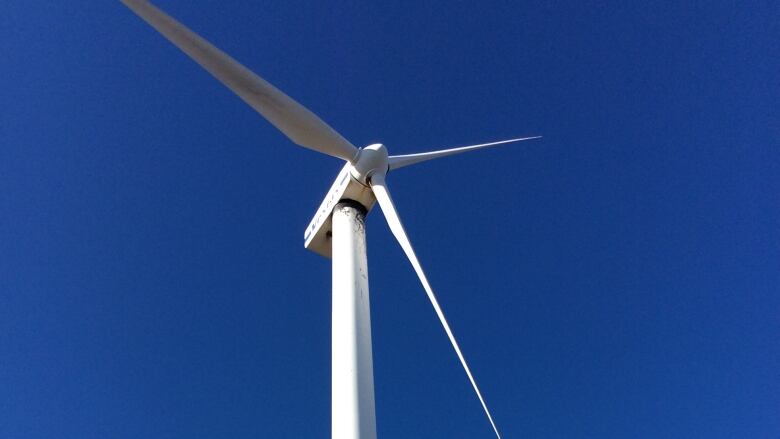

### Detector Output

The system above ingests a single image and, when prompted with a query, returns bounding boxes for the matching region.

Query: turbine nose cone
[351,143,389,184]
[364,143,388,156]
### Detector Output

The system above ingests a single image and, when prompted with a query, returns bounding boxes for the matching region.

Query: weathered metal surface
[331,203,376,439]
[304,163,376,258]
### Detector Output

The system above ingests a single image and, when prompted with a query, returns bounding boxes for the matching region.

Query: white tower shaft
[331,202,377,439]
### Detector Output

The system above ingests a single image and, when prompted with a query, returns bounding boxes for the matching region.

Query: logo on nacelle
[305,169,351,242]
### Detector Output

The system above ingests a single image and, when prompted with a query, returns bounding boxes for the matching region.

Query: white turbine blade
[369,172,502,439]
[388,136,542,170]
[121,0,359,162]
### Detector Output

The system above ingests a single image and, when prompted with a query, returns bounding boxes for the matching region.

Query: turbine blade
[120,0,358,162]
[369,172,502,439]
[388,136,542,170]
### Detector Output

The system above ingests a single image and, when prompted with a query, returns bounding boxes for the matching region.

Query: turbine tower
[121,1,541,437]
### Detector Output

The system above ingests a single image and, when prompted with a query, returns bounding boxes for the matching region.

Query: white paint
[370,172,502,438]
[350,143,388,184]
[304,163,376,258]
[331,203,376,439]
[388,136,542,170]
[119,0,359,162]
[121,2,535,434]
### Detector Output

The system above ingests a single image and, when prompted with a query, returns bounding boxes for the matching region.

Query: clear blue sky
[1,1,778,437]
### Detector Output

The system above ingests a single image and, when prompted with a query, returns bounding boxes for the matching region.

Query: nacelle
[304,162,376,258]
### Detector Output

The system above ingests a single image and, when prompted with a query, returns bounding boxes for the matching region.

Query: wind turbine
[121,1,541,437]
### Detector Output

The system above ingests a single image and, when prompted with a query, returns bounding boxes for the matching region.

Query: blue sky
[1,1,778,437]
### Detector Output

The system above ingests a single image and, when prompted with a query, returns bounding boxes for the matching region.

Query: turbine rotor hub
[350,143,388,185]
